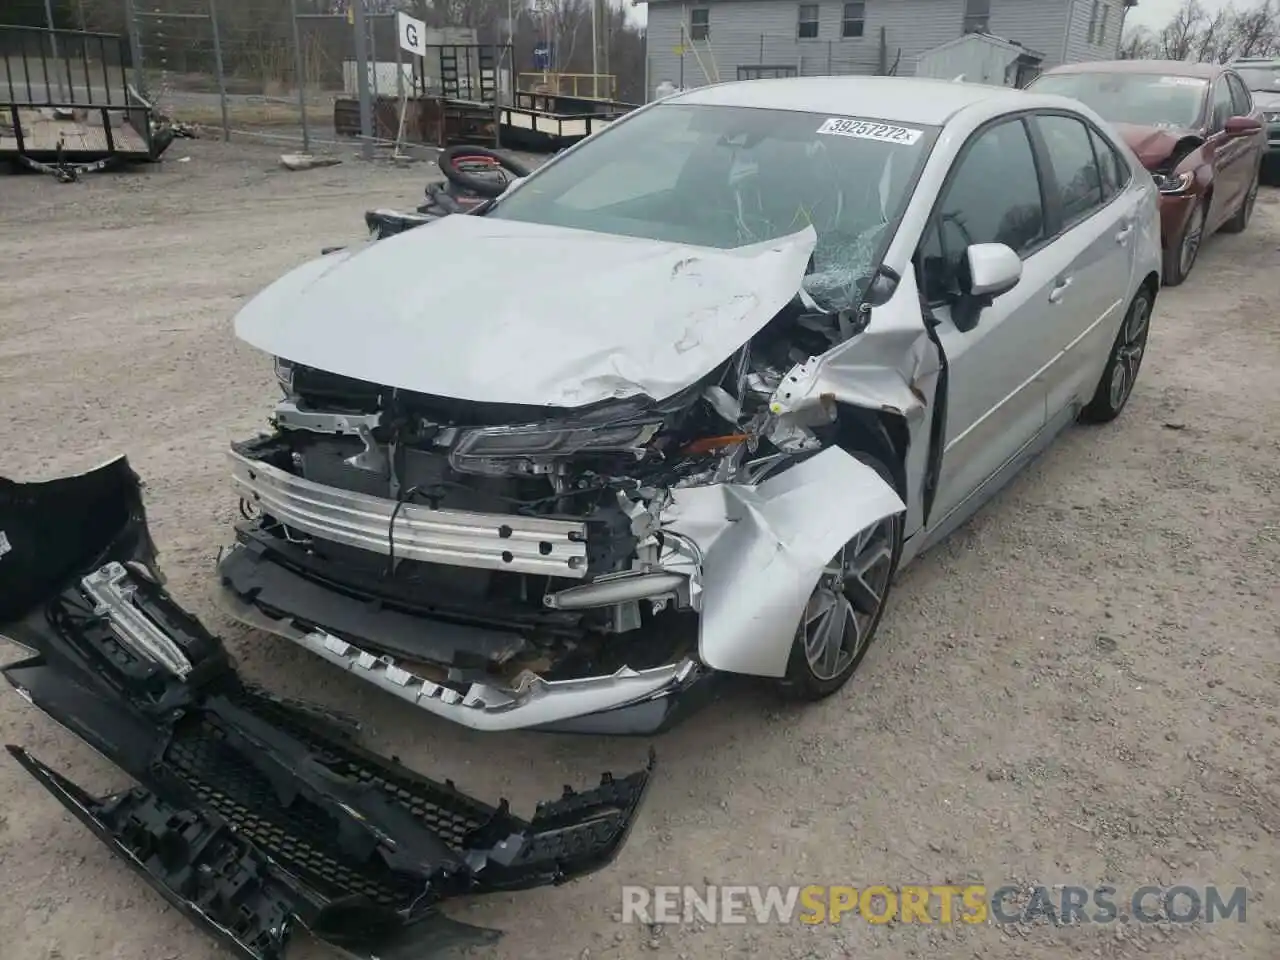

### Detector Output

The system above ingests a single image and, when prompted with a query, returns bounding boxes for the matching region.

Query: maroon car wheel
[1162,201,1206,287]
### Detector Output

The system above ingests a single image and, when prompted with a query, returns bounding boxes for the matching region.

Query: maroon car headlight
[1152,171,1194,195]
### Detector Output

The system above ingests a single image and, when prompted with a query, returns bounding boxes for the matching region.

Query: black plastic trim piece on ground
[0,455,656,960]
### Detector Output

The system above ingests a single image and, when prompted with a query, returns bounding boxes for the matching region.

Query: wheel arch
[824,404,910,502]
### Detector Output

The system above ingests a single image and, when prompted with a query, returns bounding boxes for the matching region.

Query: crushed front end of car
[219,216,926,735]
[0,457,654,960]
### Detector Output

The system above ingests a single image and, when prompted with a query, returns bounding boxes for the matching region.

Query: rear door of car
[916,115,1059,526]
[1026,112,1138,418]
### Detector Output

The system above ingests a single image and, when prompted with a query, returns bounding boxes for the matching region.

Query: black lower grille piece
[0,455,655,960]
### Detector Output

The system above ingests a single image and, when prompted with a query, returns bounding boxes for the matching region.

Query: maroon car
[1029,60,1266,286]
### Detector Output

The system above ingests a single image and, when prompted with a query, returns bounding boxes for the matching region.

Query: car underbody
[0,457,653,959]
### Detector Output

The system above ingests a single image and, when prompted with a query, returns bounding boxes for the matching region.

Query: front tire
[1161,199,1206,287]
[1080,285,1153,424]
[779,454,903,701]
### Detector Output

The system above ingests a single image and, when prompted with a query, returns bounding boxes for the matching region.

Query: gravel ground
[0,138,1277,960]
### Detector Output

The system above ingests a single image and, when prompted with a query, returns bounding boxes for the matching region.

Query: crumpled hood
[1112,122,1201,169]
[235,215,817,408]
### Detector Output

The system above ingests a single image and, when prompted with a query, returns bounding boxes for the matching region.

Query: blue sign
[532,42,552,70]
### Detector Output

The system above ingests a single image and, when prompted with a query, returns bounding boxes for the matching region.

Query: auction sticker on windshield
[816,117,923,145]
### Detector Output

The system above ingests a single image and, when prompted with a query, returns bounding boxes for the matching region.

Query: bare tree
[1224,0,1280,57]
[1160,0,1208,60]
[1123,0,1280,62]
[1195,7,1231,61]
[1120,24,1160,59]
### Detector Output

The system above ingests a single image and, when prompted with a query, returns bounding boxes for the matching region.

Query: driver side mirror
[952,243,1022,331]
[1224,115,1262,137]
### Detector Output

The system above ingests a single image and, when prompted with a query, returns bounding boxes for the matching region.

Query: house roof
[1044,59,1226,79]
[668,75,1034,125]
[918,32,1045,62]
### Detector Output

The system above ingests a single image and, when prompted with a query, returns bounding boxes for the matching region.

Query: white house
[642,0,1137,98]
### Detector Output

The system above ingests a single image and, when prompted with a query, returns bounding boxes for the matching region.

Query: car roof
[1043,59,1225,80]
[667,75,1037,127]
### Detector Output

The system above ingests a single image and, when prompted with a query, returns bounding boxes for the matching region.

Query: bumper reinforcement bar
[229,447,590,577]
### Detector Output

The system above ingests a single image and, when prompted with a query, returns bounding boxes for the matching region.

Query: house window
[690,8,710,41]
[798,4,819,39]
[738,64,799,80]
[962,0,990,34]
[1098,3,1109,43]
[1087,1,1100,43]
[842,2,865,38]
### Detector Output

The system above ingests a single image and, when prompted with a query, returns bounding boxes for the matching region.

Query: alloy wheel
[799,517,897,681]
[1180,204,1205,277]
[1108,295,1150,410]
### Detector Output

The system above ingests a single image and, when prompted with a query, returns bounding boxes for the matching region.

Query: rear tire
[1080,285,1153,424]
[778,453,903,702]
[1220,171,1259,234]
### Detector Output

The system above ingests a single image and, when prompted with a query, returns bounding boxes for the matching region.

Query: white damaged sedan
[222,76,1162,734]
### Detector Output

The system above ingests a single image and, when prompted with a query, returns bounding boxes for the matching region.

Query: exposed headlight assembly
[449,419,663,475]
[274,356,294,393]
[1152,171,1194,195]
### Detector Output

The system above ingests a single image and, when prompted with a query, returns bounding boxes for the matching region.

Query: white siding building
[642,0,1137,99]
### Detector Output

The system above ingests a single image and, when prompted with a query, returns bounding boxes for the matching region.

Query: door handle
[1048,277,1073,304]
[1115,223,1134,245]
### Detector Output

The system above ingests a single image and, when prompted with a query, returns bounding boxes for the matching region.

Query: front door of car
[1205,77,1250,228]
[1027,112,1139,416]
[916,116,1059,526]
[1226,71,1264,189]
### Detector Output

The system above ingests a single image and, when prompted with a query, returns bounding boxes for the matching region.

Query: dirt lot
[0,140,1277,960]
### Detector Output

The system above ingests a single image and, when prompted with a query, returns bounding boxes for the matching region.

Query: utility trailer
[333,46,638,153]
[0,25,172,179]
[334,43,509,148]
[499,90,637,152]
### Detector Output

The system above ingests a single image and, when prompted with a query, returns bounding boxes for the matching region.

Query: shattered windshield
[1235,65,1280,93]
[487,103,937,310]
[1030,72,1208,129]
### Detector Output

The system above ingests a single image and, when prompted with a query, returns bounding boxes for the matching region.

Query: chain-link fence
[130,0,358,148]
[6,1,652,151]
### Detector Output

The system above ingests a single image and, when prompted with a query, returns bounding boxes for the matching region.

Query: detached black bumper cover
[0,456,654,960]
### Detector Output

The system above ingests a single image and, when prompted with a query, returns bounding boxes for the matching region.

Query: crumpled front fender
[662,447,905,679]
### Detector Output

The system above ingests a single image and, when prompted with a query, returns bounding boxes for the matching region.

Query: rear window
[1235,65,1280,93]
[1030,72,1208,129]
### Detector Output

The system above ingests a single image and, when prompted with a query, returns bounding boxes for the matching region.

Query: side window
[1227,73,1252,116]
[919,119,1045,304]
[1035,114,1104,224]
[1210,79,1233,131]
[1089,126,1130,201]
